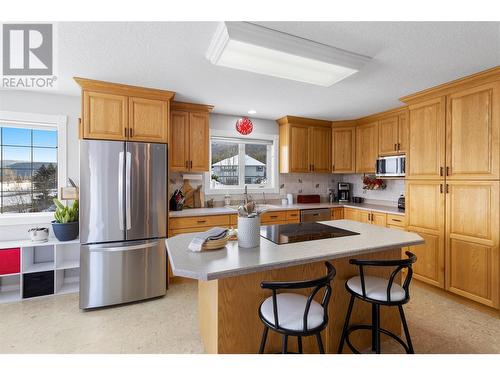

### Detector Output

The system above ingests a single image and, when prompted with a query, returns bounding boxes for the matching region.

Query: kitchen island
[166,220,423,354]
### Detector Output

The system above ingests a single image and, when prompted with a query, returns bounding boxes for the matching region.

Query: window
[0,111,67,218]
[206,132,278,194]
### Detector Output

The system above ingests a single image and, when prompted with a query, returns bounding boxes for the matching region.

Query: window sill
[0,212,54,226]
[205,186,280,196]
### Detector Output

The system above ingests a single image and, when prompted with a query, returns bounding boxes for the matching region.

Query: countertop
[169,202,405,217]
[165,219,422,281]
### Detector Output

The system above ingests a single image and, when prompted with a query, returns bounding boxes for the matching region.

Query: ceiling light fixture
[207,22,371,87]
[247,109,257,115]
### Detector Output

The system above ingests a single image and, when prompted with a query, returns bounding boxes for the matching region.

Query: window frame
[0,111,67,225]
[205,129,279,195]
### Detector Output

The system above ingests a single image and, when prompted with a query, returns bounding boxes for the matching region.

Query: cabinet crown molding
[400,65,500,104]
[74,77,176,101]
[276,115,331,127]
[171,101,214,113]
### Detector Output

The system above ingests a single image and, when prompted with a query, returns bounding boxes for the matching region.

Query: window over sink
[205,131,278,195]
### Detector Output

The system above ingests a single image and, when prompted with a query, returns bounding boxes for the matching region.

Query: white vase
[237,216,261,248]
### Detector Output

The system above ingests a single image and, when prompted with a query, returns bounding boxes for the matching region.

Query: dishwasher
[300,208,331,222]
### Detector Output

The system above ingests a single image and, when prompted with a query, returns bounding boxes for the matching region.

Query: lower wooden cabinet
[445,181,499,308]
[344,207,388,227]
[331,207,344,220]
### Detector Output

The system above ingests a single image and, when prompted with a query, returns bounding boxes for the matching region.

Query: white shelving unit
[0,239,80,304]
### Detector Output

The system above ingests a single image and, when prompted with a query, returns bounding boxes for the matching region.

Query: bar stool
[337,251,417,354]
[258,262,336,354]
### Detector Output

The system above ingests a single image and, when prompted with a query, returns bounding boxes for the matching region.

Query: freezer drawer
[79,240,166,309]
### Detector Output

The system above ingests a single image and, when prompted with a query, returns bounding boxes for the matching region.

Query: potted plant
[52,198,79,241]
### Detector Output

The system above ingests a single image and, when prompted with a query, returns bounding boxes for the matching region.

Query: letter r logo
[3,24,53,75]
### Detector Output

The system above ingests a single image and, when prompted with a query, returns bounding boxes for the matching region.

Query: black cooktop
[260,222,360,245]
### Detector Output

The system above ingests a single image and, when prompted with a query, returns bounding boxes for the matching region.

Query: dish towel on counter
[188,227,229,252]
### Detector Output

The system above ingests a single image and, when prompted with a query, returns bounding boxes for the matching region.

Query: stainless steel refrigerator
[79,140,167,309]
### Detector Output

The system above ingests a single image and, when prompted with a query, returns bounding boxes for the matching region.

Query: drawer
[0,248,20,275]
[230,215,238,226]
[170,215,231,229]
[169,225,216,237]
[286,210,300,223]
[261,211,287,224]
[23,270,54,299]
[387,214,406,227]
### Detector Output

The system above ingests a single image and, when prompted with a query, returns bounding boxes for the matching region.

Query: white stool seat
[260,293,325,331]
[346,275,405,302]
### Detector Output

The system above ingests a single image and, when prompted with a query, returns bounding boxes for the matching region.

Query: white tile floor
[0,279,498,354]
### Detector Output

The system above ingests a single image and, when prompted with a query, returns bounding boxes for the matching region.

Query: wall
[0,90,80,240]
[340,174,405,204]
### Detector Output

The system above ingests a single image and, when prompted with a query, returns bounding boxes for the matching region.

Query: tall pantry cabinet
[402,68,500,308]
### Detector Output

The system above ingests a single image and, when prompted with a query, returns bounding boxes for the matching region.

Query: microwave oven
[376,155,405,177]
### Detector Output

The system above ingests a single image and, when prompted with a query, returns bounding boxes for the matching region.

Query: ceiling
[13,22,500,120]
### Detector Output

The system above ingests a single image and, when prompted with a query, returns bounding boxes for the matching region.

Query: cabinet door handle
[397,143,401,151]
[125,128,129,137]
[196,220,207,224]
[332,164,335,171]
[129,128,133,137]
[446,184,449,194]
[185,160,189,169]
[392,219,402,222]
[440,184,443,194]
[440,167,444,176]
[190,160,193,169]
[394,143,397,151]
[270,215,278,219]
[446,166,450,176]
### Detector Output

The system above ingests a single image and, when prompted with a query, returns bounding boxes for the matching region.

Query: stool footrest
[345,324,412,354]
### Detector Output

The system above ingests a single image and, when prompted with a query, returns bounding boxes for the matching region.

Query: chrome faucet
[262,192,267,204]
[244,185,248,205]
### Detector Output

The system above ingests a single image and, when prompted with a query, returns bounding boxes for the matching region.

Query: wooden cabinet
[445,181,499,307]
[129,97,168,143]
[261,211,288,225]
[169,102,213,172]
[75,77,174,143]
[378,116,399,155]
[332,122,356,173]
[407,97,446,179]
[406,180,446,288]
[82,91,128,140]
[356,121,378,173]
[286,210,300,223]
[277,116,331,174]
[331,207,344,220]
[310,126,332,173]
[378,111,409,155]
[343,207,388,227]
[446,82,500,180]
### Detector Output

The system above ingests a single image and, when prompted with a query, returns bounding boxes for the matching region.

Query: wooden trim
[171,101,214,113]
[276,115,331,127]
[331,119,357,128]
[74,77,176,101]
[357,105,408,124]
[400,66,500,105]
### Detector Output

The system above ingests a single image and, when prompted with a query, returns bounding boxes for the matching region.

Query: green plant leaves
[53,198,79,224]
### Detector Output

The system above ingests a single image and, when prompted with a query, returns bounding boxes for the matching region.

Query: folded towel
[188,227,229,252]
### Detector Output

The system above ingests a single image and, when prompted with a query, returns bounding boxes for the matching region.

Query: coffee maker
[338,182,351,203]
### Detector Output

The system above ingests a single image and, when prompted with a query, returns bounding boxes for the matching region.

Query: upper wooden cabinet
[446,82,500,180]
[407,97,446,179]
[332,121,356,173]
[129,97,169,143]
[356,121,378,173]
[277,116,331,174]
[82,91,128,140]
[378,110,409,156]
[169,101,213,173]
[75,77,175,143]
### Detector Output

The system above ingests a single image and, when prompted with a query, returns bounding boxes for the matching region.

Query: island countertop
[165,220,423,281]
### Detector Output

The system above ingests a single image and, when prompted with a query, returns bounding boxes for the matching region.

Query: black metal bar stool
[337,251,417,354]
[257,262,336,354]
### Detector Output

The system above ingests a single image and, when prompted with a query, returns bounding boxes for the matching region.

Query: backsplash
[340,174,405,203]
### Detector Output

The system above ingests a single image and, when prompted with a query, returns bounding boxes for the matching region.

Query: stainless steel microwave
[376,155,405,177]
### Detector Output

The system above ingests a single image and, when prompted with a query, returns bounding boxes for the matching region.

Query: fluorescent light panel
[207,22,371,87]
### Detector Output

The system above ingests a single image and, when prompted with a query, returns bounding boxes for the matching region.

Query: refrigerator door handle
[125,151,132,230]
[89,241,160,253]
[118,151,125,231]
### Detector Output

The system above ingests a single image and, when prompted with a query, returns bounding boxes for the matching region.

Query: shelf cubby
[55,268,80,295]
[22,245,55,274]
[0,274,21,303]
[55,243,80,270]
